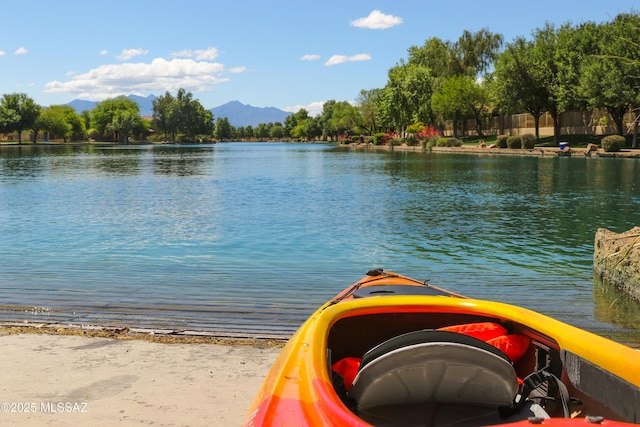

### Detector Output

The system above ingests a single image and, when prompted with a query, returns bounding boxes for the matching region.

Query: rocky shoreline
[346,142,640,158]
[594,227,640,302]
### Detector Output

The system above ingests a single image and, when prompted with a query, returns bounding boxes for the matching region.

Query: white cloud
[283,101,325,117]
[44,57,228,99]
[350,10,402,30]
[171,47,219,60]
[116,48,149,61]
[300,54,321,61]
[228,66,246,73]
[324,53,371,66]
[99,49,109,55]
[0,50,6,56]
[14,47,28,55]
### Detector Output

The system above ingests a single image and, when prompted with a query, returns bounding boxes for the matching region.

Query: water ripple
[1,143,639,344]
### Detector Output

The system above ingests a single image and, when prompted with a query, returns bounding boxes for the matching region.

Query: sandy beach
[0,327,284,426]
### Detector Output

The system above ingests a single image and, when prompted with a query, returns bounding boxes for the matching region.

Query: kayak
[242,269,640,426]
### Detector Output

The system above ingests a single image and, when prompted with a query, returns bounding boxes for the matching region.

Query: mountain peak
[211,102,291,127]
[64,96,292,128]
[66,94,157,116]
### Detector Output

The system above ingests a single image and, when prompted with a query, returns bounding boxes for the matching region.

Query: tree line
[362,10,640,145]
[223,10,640,145]
[231,10,640,146]
[1,10,638,145]
[0,89,216,144]
[0,88,364,144]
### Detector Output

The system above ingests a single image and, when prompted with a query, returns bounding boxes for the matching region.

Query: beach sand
[0,327,284,426]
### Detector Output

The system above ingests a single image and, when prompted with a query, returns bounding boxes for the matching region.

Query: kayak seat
[349,330,547,426]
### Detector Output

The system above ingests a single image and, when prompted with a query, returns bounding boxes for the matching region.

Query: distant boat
[243,269,640,426]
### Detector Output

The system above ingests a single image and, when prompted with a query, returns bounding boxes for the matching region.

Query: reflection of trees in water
[94,151,143,175]
[151,147,211,177]
[0,144,216,178]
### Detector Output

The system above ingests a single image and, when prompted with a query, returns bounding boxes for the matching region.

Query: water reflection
[151,145,214,176]
[592,275,640,346]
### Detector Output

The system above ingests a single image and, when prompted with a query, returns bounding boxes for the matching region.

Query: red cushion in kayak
[332,357,361,391]
[487,334,531,362]
[438,322,507,342]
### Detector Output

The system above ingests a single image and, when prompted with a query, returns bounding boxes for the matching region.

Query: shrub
[373,133,389,145]
[406,136,418,146]
[351,135,361,144]
[496,135,509,148]
[422,135,439,150]
[601,135,625,152]
[521,133,536,149]
[506,135,522,149]
[435,137,462,147]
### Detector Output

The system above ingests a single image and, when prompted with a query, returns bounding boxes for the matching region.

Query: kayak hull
[242,271,640,426]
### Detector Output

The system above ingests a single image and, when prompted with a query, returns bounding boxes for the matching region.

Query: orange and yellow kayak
[242,269,640,426]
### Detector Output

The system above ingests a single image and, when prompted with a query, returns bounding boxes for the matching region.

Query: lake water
[1,142,639,344]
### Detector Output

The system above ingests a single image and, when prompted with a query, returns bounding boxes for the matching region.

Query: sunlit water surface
[1,143,639,344]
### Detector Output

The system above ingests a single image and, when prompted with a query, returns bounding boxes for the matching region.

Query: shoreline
[3,140,640,158]
[346,142,640,158]
[0,322,288,347]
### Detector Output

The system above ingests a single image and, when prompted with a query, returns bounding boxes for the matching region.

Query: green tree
[152,89,213,142]
[356,88,383,135]
[581,13,640,140]
[407,37,455,77]
[318,100,337,139]
[432,75,481,138]
[63,106,86,141]
[176,89,213,142]
[284,109,309,138]
[452,29,504,76]
[528,22,599,144]
[108,109,140,144]
[0,93,41,144]
[326,101,362,139]
[490,37,548,140]
[407,30,503,79]
[214,117,232,140]
[254,123,271,139]
[152,91,178,141]
[92,96,142,143]
[39,105,85,141]
[39,105,73,141]
[80,110,92,134]
[269,123,284,139]
[383,62,434,132]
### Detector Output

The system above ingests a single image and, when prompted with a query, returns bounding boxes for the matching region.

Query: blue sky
[1,1,637,115]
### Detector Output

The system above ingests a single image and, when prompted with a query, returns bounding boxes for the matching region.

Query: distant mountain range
[65,96,292,128]
[66,94,158,117]
[211,101,291,128]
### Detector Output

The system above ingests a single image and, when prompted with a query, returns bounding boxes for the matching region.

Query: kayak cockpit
[242,272,640,427]
[327,309,633,426]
